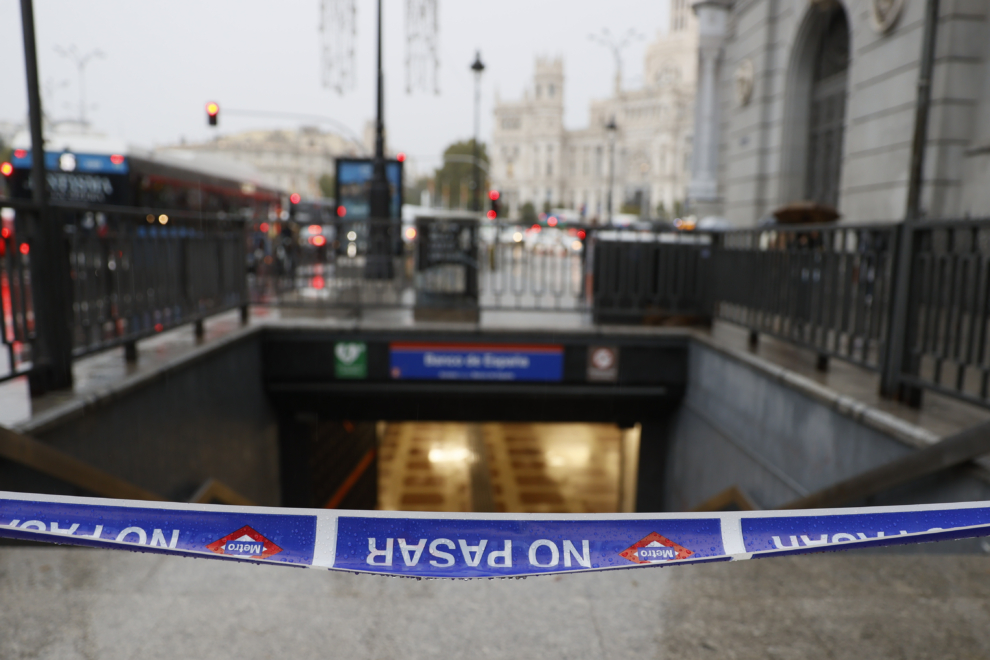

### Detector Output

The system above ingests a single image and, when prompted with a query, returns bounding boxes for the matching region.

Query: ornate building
[689,0,990,225]
[167,127,364,200]
[490,1,698,222]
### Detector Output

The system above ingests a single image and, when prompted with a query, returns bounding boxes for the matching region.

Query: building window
[805,6,849,208]
[547,146,553,176]
[548,84,555,98]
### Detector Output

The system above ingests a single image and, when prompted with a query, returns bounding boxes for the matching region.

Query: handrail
[0,425,164,501]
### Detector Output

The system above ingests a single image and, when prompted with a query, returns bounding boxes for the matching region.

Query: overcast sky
[0,0,672,174]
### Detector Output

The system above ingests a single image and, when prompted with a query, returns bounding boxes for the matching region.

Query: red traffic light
[0,162,12,177]
[206,102,219,126]
[488,190,500,201]
[396,152,406,162]
[486,210,497,220]
[289,193,301,205]
[337,205,347,217]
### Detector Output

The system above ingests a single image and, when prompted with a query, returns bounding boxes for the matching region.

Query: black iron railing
[592,230,712,322]
[898,219,990,406]
[64,204,247,358]
[711,224,896,371]
[250,218,592,314]
[8,193,990,412]
[0,197,248,382]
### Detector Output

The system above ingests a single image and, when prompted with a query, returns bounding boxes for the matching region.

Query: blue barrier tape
[3,491,990,578]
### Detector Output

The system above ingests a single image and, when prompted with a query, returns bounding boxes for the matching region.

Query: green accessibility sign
[334,341,368,379]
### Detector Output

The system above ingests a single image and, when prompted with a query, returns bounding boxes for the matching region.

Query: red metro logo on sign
[620,532,694,564]
[206,526,283,560]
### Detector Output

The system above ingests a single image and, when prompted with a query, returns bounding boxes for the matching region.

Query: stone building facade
[689,0,990,226]
[169,127,363,200]
[490,1,698,222]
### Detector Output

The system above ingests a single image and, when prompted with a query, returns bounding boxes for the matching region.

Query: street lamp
[470,51,485,213]
[588,28,643,95]
[54,45,104,126]
[367,0,392,279]
[605,116,618,225]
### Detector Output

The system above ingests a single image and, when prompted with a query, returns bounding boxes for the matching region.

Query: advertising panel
[334,158,403,219]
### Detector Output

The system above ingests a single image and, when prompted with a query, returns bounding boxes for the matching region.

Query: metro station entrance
[264,327,682,514]
[378,422,640,514]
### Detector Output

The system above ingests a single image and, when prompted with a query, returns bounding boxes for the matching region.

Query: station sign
[334,341,368,379]
[587,345,619,382]
[389,342,563,382]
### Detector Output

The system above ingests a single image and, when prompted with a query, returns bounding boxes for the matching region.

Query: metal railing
[64,204,247,358]
[711,224,896,371]
[250,218,595,314]
[899,219,990,406]
[0,197,248,382]
[9,194,990,413]
[592,231,713,321]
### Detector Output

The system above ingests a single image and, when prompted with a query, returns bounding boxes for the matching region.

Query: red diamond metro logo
[206,525,283,560]
[620,532,694,564]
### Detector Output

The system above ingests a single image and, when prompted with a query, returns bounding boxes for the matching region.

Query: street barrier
[3,491,990,578]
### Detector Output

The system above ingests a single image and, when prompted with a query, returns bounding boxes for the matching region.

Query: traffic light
[288,193,301,221]
[0,162,12,177]
[487,190,500,220]
[206,102,219,126]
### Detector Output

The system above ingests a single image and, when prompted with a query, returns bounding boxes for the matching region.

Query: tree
[405,175,432,207]
[433,139,489,210]
[319,173,334,200]
[521,202,537,224]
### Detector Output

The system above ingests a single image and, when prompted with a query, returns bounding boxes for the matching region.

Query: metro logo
[620,532,693,564]
[206,526,283,560]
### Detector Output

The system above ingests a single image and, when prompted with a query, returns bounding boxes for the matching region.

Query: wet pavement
[1,546,989,659]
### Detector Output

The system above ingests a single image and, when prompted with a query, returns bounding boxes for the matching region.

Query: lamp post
[470,51,485,213]
[366,0,392,278]
[605,116,618,225]
[54,45,104,126]
[20,0,73,392]
[588,28,643,96]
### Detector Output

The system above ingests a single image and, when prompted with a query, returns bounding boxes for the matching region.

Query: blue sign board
[389,342,564,382]
[12,150,129,175]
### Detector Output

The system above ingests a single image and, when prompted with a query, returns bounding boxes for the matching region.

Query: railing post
[880,223,922,405]
[20,0,73,395]
[880,223,909,398]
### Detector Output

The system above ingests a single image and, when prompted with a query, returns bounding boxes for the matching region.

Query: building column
[688,0,731,218]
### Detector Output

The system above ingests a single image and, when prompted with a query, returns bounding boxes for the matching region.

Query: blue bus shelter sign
[389,342,564,382]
